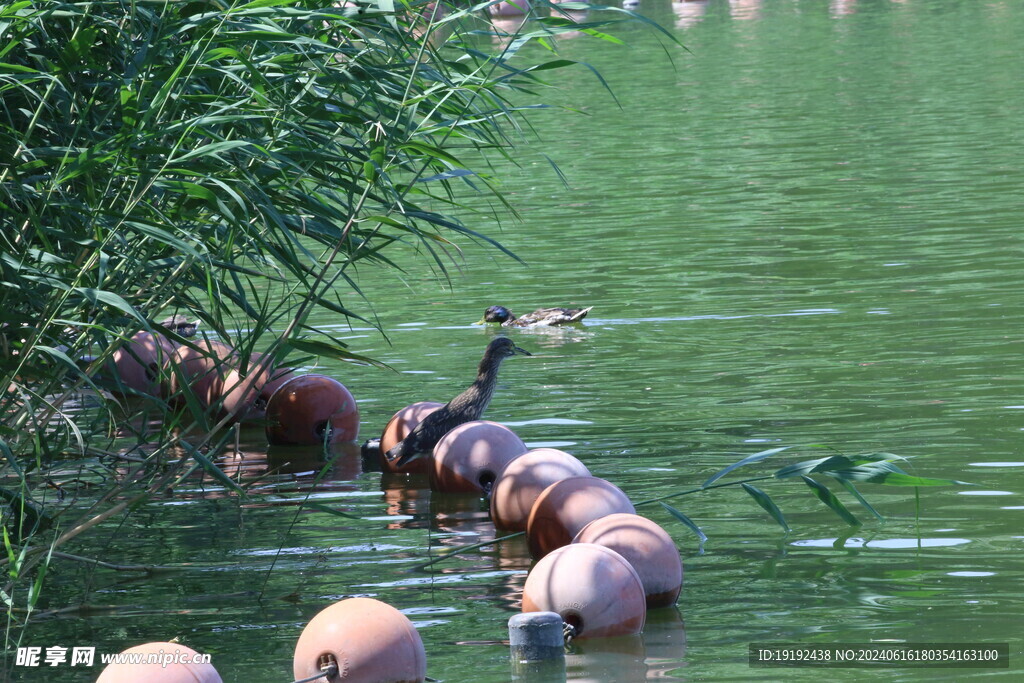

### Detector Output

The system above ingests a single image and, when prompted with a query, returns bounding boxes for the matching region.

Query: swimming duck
[385,337,531,467]
[156,314,199,338]
[477,305,593,328]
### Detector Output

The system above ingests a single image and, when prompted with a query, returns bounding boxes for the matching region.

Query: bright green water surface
[18,0,1024,680]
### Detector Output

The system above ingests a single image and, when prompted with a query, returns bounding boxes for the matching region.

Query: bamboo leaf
[417,169,476,183]
[774,455,856,479]
[703,446,792,488]
[835,478,885,522]
[72,288,146,325]
[801,476,861,527]
[181,443,247,498]
[171,140,256,163]
[284,338,392,369]
[660,502,707,544]
[828,462,971,487]
[741,483,790,532]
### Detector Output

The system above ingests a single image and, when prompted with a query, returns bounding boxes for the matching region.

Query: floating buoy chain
[291,654,338,683]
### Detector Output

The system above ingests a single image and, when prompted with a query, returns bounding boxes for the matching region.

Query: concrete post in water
[509,611,566,681]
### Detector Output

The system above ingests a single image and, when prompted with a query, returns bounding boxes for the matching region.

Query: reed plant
[0,0,652,636]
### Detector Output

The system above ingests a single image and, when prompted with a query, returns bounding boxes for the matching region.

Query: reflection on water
[729,0,761,20]
[791,538,972,550]
[672,1,708,30]
[561,609,686,681]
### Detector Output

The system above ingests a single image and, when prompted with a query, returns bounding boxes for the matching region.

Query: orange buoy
[96,642,221,682]
[220,353,294,423]
[293,597,427,683]
[265,374,359,445]
[430,420,527,493]
[111,331,177,397]
[253,363,295,416]
[522,543,646,639]
[490,448,591,531]
[573,513,683,609]
[379,401,445,474]
[166,339,237,408]
[526,476,635,559]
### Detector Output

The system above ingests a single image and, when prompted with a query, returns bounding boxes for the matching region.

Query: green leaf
[0,440,22,477]
[171,140,255,163]
[123,222,201,258]
[660,502,707,544]
[72,288,146,325]
[363,160,377,183]
[523,58,578,72]
[417,169,476,183]
[775,452,910,479]
[2,525,16,574]
[154,179,217,202]
[703,446,792,488]
[237,0,296,9]
[835,478,885,522]
[741,483,790,533]
[182,444,247,498]
[829,462,971,487]
[0,62,39,74]
[284,338,391,369]
[801,476,861,527]
[774,455,857,479]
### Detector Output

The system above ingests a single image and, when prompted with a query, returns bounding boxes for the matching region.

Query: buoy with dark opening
[522,543,646,639]
[111,331,177,397]
[265,374,359,445]
[430,420,527,494]
[292,597,426,683]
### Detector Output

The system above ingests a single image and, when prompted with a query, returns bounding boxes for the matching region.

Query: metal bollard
[508,611,566,681]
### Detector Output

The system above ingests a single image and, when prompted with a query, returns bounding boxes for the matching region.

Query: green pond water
[15,0,1024,680]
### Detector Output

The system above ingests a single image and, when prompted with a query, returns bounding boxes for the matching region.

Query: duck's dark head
[157,314,199,338]
[486,336,531,359]
[477,305,513,324]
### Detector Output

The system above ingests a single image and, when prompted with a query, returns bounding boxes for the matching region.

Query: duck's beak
[386,444,418,468]
[392,451,422,468]
[473,317,486,325]
[513,345,532,356]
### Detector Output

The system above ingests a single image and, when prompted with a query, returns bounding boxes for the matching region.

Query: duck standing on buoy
[477,305,592,328]
[385,337,531,468]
